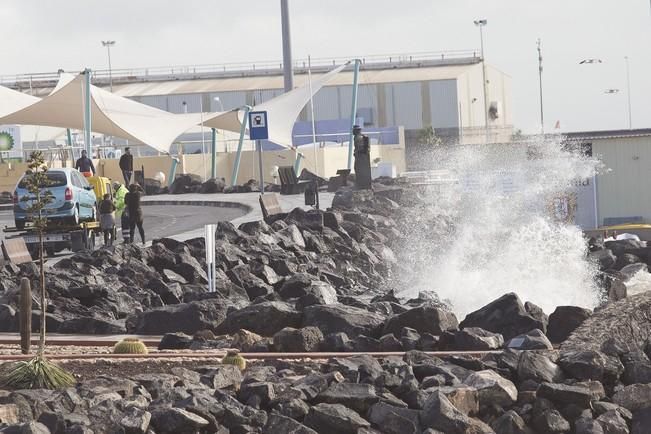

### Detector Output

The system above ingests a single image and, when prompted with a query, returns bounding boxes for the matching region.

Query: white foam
[395,139,603,318]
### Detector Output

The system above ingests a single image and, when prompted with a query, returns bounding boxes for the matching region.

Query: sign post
[204,224,217,292]
[248,111,269,194]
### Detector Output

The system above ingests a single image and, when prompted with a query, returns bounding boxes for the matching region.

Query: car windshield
[18,171,67,189]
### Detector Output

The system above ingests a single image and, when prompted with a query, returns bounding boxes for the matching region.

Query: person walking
[98,194,116,246]
[124,183,145,245]
[75,150,95,175]
[119,147,134,185]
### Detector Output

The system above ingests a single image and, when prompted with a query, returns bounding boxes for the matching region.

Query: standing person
[119,147,134,185]
[98,194,116,246]
[75,150,95,175]
[124,183,145,245]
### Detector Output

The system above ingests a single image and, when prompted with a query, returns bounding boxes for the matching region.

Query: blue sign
[248,111,269,140]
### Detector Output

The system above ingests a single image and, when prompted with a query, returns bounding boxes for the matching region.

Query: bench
[259,193,288,224]
[278,166,311,195]
[2,237,32,265]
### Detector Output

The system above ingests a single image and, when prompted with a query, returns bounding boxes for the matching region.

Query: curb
[140,200,253,214]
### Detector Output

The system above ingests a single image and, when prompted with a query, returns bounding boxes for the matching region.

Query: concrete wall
[0,132,406,192]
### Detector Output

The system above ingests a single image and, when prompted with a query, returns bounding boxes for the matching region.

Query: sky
[0,0,650,133]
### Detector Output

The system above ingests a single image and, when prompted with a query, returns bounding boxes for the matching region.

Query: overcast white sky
[0,0,650,133]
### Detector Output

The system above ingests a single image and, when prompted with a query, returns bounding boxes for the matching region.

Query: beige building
[566,129,651,226]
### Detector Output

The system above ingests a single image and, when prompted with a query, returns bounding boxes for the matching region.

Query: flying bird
[579,59,603,64]
[604,89,620,94]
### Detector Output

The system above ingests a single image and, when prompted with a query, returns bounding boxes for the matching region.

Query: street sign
[248,111,269,140]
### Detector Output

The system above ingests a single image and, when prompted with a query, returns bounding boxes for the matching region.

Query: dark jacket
[124,191,143,223]
[98,199,116,215]
[75,157,95,174]
[119,154,133,171]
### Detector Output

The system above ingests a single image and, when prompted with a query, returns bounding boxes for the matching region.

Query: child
[98,194,116,246]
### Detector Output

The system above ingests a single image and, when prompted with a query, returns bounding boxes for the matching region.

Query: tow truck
[3,175,115,258]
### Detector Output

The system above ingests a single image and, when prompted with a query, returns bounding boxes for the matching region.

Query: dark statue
[353,125,372,189]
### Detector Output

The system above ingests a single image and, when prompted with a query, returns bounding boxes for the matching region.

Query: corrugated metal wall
[593,136,651,224]
[132,79,459,131]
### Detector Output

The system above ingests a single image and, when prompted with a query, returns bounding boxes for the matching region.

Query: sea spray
[394,138,603,317]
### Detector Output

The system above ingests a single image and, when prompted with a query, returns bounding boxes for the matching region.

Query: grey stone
[613,383,651,412]
[517,351,564,383]
[150,407,209,434]
[453,327,504,350]
[303,403,370,434]
[303,304,385,338]
[596,410,629,434]
[547,306,592,343]
[491,410,530,434]
[120,407,151,434]
[420,391,494,434]
[273,327,324,352]
[263,413,317,434]
[367,401,421,434]
[383,306,459,337]
[316,382,379,414]
[464,370,518,409]
[219,301,302,336]
[507,328,553,350]
[537,382,593,408]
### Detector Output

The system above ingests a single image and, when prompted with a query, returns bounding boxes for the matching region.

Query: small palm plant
[0,151,75,389]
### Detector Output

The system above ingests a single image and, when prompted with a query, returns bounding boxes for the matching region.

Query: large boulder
[383,306,458,337]
[459,293,545,341]
[558,350,624,386]
[126,299,227,334]
[464,370,518,409]
[506,328,553,350]
[263,413,317,434]
[562,292,651,353]
[452,328,504,351]
[420,391,494,434]
[547,306,592,343]
[303,403,370,434]
[367,401,421,434]
[316,383,379,415]
[218,301,302,336]
[303,304,385,338]
[517,351,564,384]
[199,178,226,194]
[273,327,324,352]
[612,383,651,412]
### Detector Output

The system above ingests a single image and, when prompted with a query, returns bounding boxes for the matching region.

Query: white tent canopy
[0,73,217,154]
[0,84,40,118]
[202,62,349,148]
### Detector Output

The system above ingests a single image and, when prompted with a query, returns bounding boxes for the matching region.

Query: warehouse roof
[565,128,651,141]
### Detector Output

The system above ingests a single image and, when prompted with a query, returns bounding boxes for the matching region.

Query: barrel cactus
[113,338,148,355]
[221,350,246,370]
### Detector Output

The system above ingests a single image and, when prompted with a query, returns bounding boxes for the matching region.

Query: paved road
[0,205,246,245]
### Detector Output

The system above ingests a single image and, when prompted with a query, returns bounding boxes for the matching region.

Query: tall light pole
[280,0,294,92]
[101,40,116,92]
[474,19,489,143]
[537,39,544,135]
[625,56,632,129]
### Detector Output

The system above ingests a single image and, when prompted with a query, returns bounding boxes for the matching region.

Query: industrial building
[4,52,514,170]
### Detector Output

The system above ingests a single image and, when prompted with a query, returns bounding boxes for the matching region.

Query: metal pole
[211,128,217,179]
[231,105,251,186]
[294,151,303,173]
[280,0,294,92]
[168,156,179,188]
[479,24,490,143]
[107,45,113,92]
[537,39,544,135]
[625,56,632,129]
[347,59,361,170]
[83,68,92,156]
[308,55,318,175]
[257,140,265,194]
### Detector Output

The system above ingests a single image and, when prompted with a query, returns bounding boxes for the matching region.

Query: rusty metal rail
[0,350,505,363]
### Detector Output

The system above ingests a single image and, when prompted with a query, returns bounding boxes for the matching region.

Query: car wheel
[68,205,80,226]
[15,220,25,230]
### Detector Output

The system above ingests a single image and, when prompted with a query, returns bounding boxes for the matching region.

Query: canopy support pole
[294,151,303,174]
[168,156,180,188]
[210,128,217,179]
[83,68,92,157]
[230,105,251,186]
[347,59,361,170]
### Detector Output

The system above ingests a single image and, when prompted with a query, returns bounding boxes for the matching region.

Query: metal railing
[1,50,481,89]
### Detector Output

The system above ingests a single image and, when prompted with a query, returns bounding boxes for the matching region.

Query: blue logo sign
[248,111,269,140]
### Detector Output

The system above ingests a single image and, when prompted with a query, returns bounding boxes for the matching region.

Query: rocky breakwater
[4,291,651,433]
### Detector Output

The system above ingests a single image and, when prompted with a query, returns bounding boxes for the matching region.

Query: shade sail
[0,73,207,154]
[252,62,348,148]
[202,62,349,148]
[0,85,40,118]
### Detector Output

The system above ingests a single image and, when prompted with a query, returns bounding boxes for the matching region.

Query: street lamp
[625,56,632,129]
[101,40,116,92]
[474,19,489,143]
